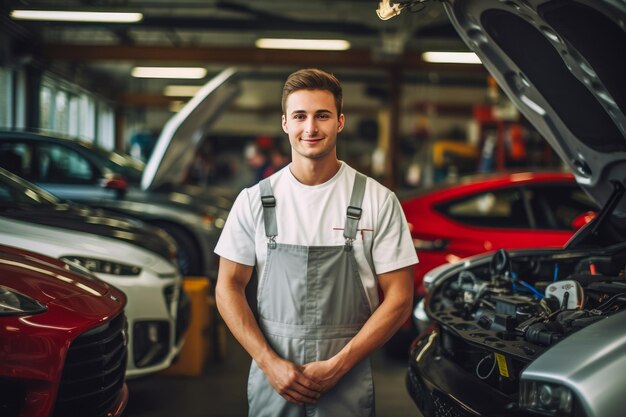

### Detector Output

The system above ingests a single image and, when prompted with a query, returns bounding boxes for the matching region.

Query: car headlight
[0,286,47,316]
[60,256,141,276]
[61,258,101,280]
[520,380,573,415]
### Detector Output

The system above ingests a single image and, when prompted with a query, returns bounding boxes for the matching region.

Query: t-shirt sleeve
[372,192,419,275]
[214,188,257,266]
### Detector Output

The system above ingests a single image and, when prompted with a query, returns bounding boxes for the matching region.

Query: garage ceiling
[3,0,486,98]
[6,0,462,52]
[13,0,458,46]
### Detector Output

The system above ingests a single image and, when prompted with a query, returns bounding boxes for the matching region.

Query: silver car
[397,1,626,417]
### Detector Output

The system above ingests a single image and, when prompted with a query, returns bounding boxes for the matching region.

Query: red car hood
[0,245,123,315]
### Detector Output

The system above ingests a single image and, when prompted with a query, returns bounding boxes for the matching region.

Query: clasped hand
[262,357,344,405]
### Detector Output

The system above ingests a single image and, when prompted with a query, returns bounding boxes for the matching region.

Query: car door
[436,181,596,256]
[31,141,115,201]
[525,183,598,230]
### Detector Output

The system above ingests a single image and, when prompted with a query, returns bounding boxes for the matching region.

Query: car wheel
[153,223,202,276]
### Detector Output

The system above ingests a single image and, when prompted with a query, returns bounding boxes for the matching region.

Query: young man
[215,68,418,416]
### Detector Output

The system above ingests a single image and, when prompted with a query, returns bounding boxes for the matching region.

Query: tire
[153,223,202,276]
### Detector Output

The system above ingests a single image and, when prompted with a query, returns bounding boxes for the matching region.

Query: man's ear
[337,114,345,133]
[282,114,288,134]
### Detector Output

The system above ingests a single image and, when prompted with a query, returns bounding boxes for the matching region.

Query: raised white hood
[142,67,241,191]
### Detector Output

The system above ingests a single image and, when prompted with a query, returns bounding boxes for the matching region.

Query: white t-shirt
[215,161,418,310]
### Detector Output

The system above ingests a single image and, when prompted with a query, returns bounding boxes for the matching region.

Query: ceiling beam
[118,94,475,117]
[22,16,377,36]
[42,44,487,73]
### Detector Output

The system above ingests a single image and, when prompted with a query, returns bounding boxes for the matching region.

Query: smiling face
[282,89,344,164]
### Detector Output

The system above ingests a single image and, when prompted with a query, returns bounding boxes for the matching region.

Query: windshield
[89,145,145,184]
[0,167,58,207]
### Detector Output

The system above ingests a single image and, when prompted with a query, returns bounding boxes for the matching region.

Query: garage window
[0,69,12,128]
[37,74,113,148]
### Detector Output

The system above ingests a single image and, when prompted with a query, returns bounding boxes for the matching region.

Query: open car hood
[443,0,626,215]
[141,67,241,190]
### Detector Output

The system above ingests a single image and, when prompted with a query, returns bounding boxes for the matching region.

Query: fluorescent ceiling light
[131,67,207,79]
[10,10,143,23]
[164,85,202,97]
[255,38,351,51]
[422,51,482,64]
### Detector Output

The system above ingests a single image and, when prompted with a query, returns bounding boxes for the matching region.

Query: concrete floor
[125,331,421,417]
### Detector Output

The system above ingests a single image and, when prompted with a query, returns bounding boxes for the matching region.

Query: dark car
[0,68,239,277]
[0,132,219,276]
[393,1,626,417]
[0,166,178,264]
[0,243,128,417]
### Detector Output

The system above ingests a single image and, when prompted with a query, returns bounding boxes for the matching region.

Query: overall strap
[259,178,277,249]
[343,172,367,251]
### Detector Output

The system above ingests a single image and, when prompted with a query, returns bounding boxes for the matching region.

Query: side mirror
[571,211,596,230]
[101,173,128,198]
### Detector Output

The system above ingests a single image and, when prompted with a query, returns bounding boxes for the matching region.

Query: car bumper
[407,329,528,417]
[102,271,188,378]
[0,312,128,417]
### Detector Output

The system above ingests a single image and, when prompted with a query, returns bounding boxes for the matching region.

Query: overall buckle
[261,195,276,208]
[346,206,362,220]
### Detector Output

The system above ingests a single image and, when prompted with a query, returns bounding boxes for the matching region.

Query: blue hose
[553,263,559,282]
[518,280,544,298]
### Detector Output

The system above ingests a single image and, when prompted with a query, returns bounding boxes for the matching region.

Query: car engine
[425,246,626,395]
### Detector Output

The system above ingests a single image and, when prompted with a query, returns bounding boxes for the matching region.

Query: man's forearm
[215,273,276,367]
[215,258,322,404]
[330,267,413,374]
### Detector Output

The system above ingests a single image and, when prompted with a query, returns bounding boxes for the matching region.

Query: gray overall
[248,173,375,417]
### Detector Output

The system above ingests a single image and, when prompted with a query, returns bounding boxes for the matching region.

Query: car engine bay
[426,245,626,395]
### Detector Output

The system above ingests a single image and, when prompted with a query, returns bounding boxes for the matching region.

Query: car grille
[133,321,170,367]
[163,284,175,314]
[163,283,191,344]
[431,390,473,417]
[52,313,127,417]
[408,367,473,417]
[0,378,25,417]
[406,368,427,410]
[175,288,191,344]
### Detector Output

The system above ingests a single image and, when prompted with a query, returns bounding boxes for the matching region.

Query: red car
[402,171,599,296]
[401,171,598,298]
[0,244,128,417]
[382,171,597,355]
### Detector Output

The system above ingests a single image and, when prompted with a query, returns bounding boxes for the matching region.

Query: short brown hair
[281,68,343,118]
